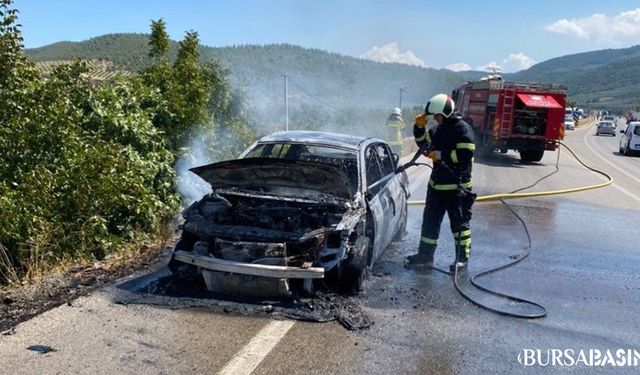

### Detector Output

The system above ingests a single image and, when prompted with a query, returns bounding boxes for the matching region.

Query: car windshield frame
[245,142,357,160]
[243,141,361,192]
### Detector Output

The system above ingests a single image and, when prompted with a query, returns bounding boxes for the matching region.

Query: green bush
[0,1,255,282]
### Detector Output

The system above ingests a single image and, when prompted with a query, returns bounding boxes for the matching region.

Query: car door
[623,126,631,149]
[377,143,407,234]
[632,125,640,150]
[364,144,394,262]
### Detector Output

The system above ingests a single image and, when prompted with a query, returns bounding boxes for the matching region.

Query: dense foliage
[0,1,254,283]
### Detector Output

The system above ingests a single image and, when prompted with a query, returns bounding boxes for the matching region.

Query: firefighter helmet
[425,94,455,118]
[392,107,402,115]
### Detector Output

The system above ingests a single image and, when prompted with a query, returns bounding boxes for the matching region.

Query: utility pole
[284,74,289,131]
[399,86,408,109]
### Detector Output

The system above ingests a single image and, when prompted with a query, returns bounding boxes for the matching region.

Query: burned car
[169,131,409,297]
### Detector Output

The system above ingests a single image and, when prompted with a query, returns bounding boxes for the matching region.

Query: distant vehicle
[596,121,616,136]
[169,131,409,297]
[601,115,617,128]
[452,76,567,162]
[565,108,573,118]
[619,122,640,155]
[564,117,575,130]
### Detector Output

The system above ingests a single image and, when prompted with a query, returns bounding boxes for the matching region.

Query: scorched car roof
[257,131,373,150]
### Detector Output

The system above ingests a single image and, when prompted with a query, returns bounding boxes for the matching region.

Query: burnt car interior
[245,143,360,189]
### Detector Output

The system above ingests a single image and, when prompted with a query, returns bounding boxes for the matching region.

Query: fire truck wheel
[519,149,544,162]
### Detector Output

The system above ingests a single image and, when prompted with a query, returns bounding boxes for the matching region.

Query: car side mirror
[620,130,624,134]
[393,153,399,165]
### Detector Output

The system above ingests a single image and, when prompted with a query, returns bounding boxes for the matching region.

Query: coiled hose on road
[405,141,613,318]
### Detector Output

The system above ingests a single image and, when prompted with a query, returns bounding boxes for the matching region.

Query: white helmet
[392,107,402,115]
[425,94,455,118]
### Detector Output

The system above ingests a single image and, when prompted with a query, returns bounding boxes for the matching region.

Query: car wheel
[341,236,370,295]
[623,143,630,156]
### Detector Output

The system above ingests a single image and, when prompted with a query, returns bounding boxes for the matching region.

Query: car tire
[341,236,370,295]
[623,143,630,156]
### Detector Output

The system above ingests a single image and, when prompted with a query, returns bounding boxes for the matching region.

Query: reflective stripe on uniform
[429,179,472,190]
[450,149,458,163]
[456,142,476,151]
[415,133,427,142]
[388,140,403,145]
[455,238,471,246]
[420,236,438,245]
[453,229,471,238]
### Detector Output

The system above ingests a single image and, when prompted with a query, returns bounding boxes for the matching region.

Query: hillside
[26,34,640,111]
[514,45,640,78]
[510,45,640,111]
[26,34,464,110]
[35,59,132,81]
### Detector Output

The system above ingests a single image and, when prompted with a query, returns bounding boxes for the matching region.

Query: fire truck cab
[452,75,567,162]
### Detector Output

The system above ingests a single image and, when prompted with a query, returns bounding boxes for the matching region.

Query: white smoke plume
[175,135,213,207]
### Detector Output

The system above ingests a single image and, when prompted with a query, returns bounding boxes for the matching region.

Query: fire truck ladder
[500,89,515,137]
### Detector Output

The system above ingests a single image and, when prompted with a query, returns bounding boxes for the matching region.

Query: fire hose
[397,141,613,318]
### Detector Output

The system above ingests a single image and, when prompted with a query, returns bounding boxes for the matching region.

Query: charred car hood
[190,158,356,199]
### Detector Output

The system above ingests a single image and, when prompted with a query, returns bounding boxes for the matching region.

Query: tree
[0,1,179,282]
[148,18,169,60]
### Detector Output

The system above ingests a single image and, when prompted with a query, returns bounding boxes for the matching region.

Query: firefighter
[386,107,405,155]
[406,94,476,271]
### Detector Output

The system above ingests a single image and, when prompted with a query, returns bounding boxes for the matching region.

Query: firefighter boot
[405,246,435,270]
[449,244,468,273]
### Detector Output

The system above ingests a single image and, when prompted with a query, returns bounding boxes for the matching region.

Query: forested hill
[509,45,640,111]
[26,33,464,109]
[26,33,640,111]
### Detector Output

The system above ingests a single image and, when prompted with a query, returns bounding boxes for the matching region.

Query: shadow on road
[474,152,547,168]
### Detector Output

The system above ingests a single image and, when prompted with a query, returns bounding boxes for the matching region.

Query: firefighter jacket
[386,113,405,146]
[413,116,475,190]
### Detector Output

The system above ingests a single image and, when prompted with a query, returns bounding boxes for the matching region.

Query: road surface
[1,119,639,374]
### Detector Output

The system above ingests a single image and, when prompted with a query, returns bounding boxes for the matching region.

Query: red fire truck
[452,76,567,162]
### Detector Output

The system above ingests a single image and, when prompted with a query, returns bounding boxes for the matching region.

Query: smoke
[175,120,259,206]
[175,135,213,207]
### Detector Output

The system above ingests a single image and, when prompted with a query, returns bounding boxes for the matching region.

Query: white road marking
[581,123,640,203]
[218,320,295,375]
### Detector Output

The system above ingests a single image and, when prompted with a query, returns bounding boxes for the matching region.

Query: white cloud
[502,52,536,71]
[360,42,427,67]
[546,8,640,42]
[458,52,536,73]
[444,62,472,72]
[475,61,501,72]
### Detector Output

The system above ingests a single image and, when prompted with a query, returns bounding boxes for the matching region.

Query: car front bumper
[173,250,325,279]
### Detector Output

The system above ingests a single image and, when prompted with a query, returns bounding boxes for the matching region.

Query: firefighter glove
[415,113,428,128]
[426,151,441,161]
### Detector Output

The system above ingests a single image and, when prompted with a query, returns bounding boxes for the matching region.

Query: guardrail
[577,117,595,128]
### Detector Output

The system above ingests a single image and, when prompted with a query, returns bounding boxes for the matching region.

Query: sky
[13,0,640,73]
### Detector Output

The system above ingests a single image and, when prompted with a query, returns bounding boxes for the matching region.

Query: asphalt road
[1,119,639,374]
